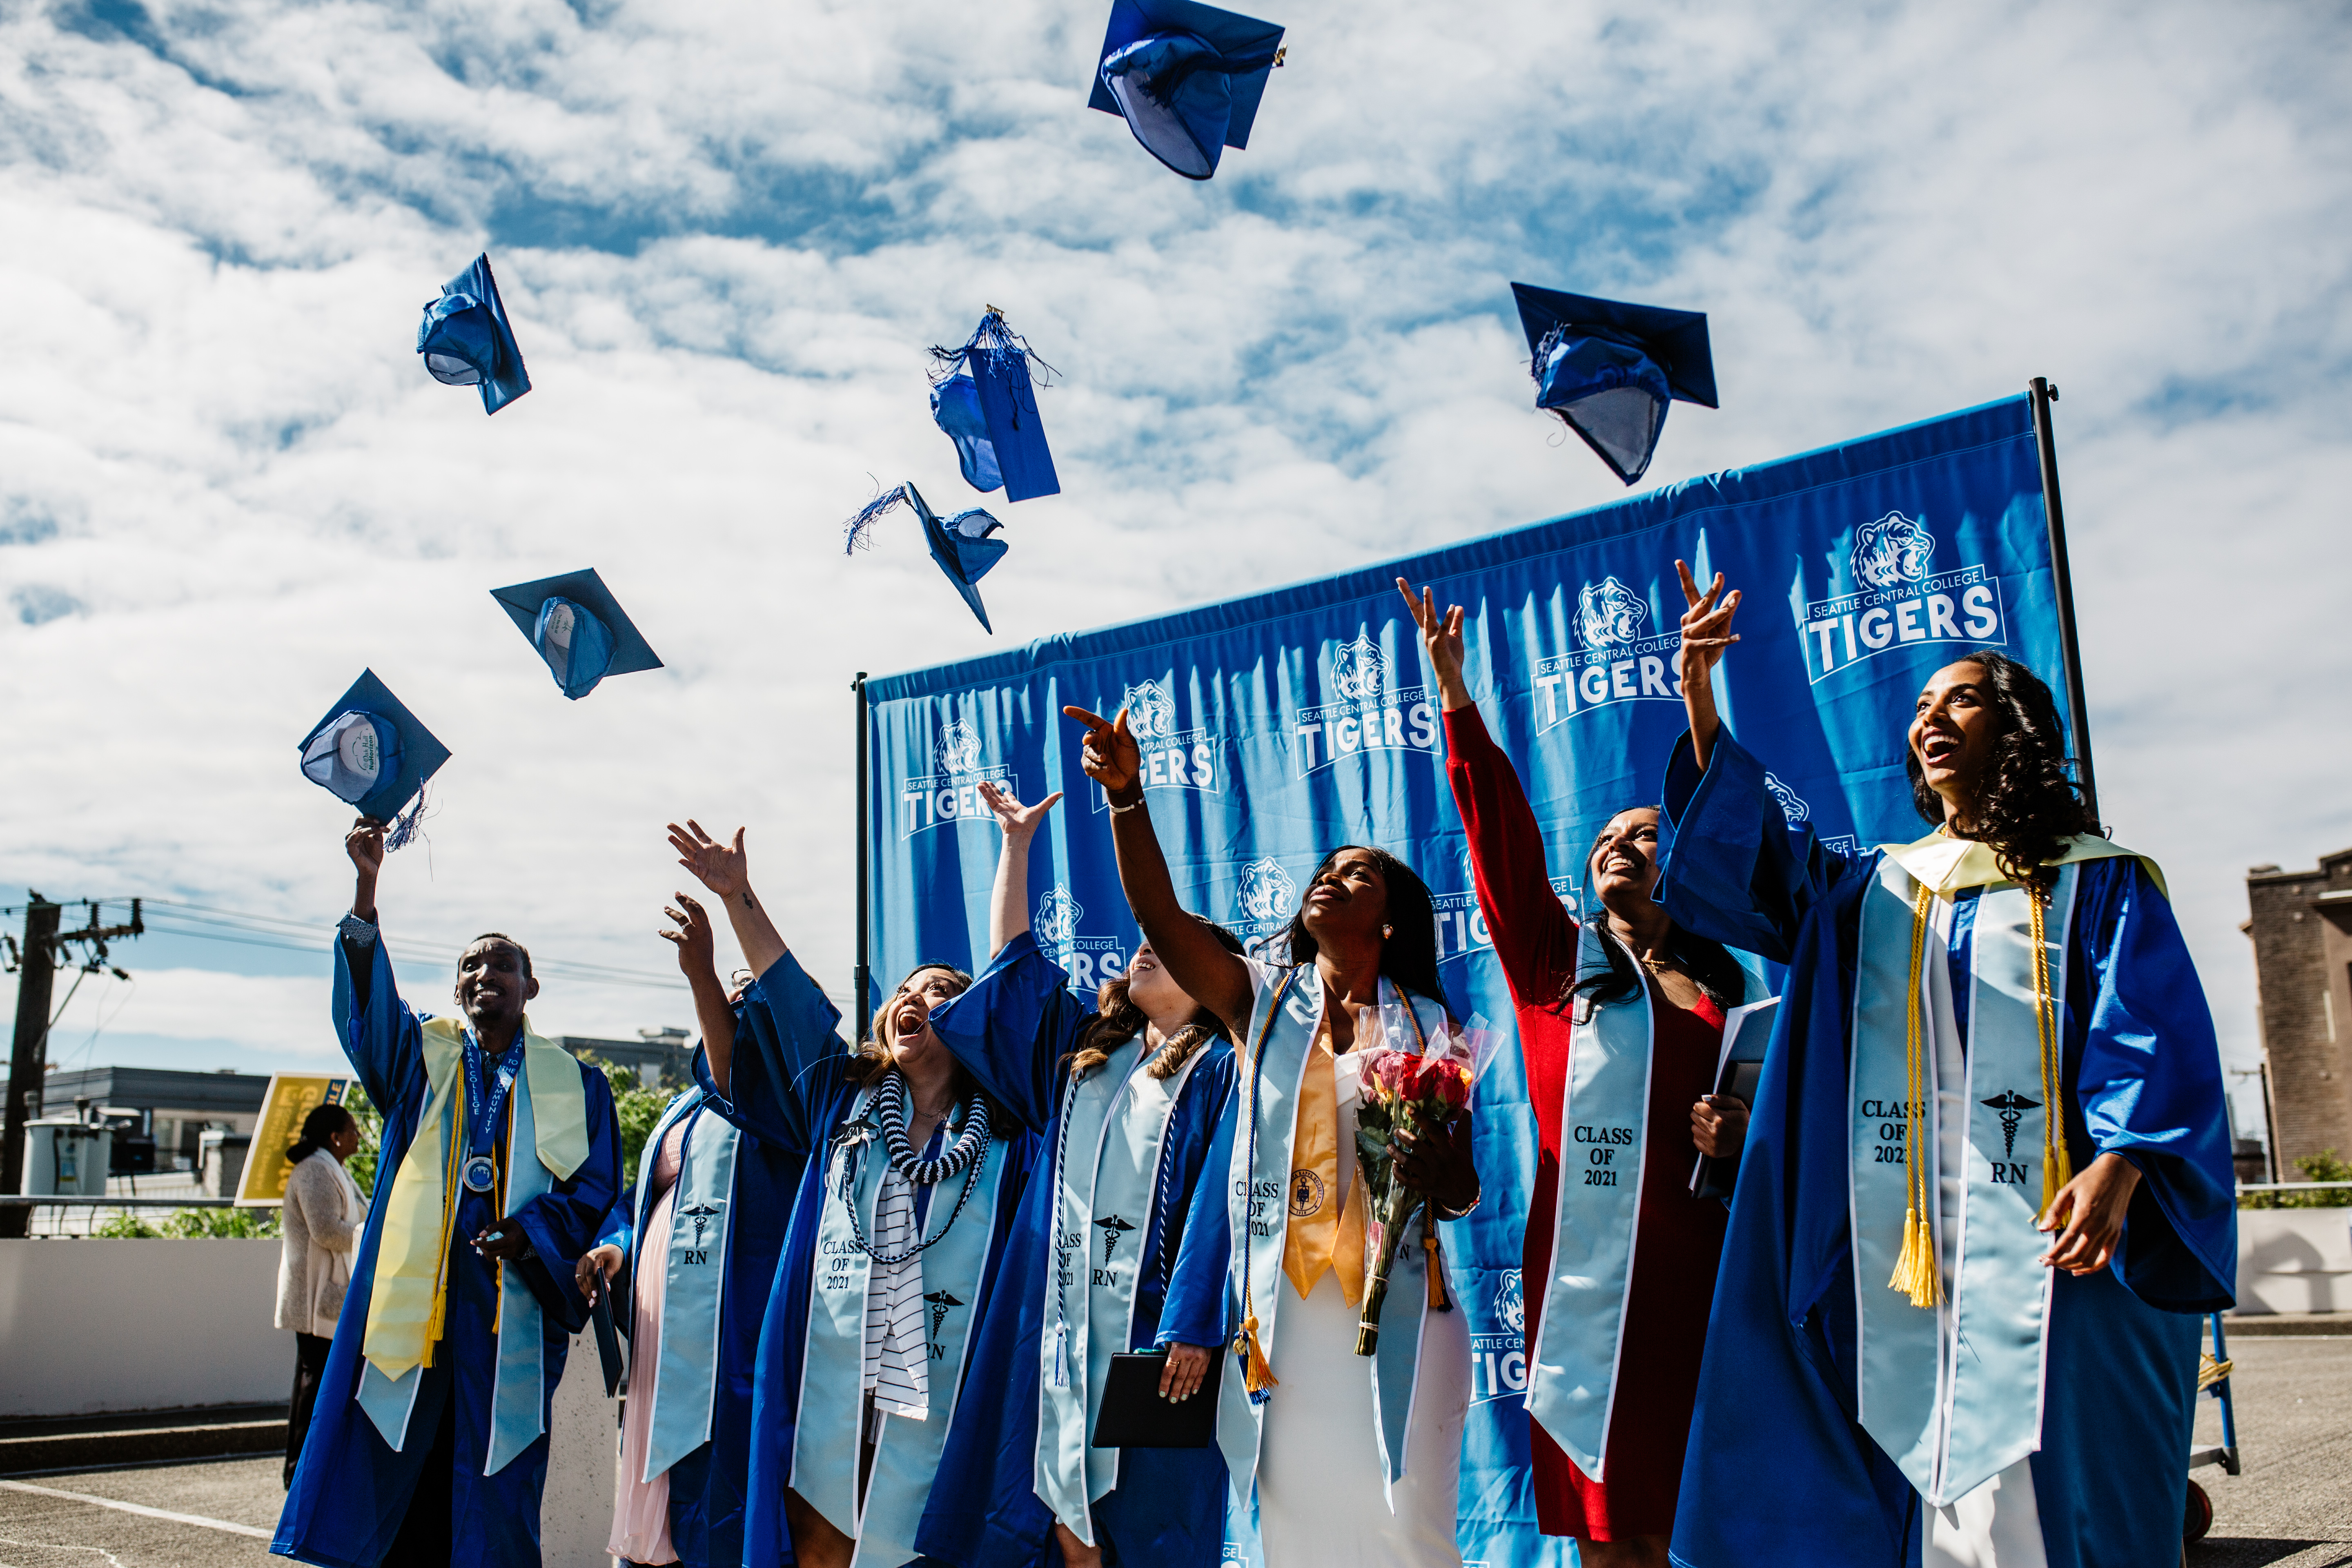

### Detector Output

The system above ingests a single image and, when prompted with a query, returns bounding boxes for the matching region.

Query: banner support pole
[853,671,871,1042]
[2027,377,2098,823]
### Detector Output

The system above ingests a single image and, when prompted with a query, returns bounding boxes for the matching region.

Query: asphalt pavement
[0,1336,2343,1567]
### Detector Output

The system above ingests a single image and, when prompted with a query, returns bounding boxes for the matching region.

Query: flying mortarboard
[297,669,450,850]
[487,568,664,700]
[1509,283,1717,487]
[1088,0,1285,180]
[929,310,1060,503]
[840,482,1008,633]
[418,253,532,416]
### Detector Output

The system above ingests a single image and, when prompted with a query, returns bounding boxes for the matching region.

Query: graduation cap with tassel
[296,669,449,851]
[1510,283,1717,487]
[842,482,1008,633]
[929,308,1060,504]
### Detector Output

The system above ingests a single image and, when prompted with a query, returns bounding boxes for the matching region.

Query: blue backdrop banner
[862,393,2066,1567]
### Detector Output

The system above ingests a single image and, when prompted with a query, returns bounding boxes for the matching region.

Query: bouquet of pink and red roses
[1351,1032,1477,1356]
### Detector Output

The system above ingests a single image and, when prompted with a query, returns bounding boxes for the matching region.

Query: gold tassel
[1423,1232,1449,1310]
[2029,892,2076,1218]
[1234,1312,1278,1395]
[1887,880,1941,1309]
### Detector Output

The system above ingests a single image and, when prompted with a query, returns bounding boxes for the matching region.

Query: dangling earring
[1382,924,1394,938]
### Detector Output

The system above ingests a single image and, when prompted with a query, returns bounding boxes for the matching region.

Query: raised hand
[1396,578,1471,713]
[1675,560,1742,769]
[346,816,386,922]
[1674,559,1742,684]
[668,820,749,902]
[978,780,1063,840]
[659,893,719,981]
[1061,706,1142,802]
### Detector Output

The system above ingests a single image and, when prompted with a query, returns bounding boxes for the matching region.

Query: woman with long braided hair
[663,820,1041,1568]
[913,783,1243,1568]
[1657,563,2234,1568]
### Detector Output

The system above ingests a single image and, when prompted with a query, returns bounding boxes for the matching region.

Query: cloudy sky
[2,0,2345,1143]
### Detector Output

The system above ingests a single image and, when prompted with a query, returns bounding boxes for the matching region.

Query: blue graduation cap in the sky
[297,669,450,849]
[1089,0,1285,180]
[418,253,531,416]
[930,310,1060,504]
[1510,283,1717,486]
[488,568,664,700]
[841,482,1008,633]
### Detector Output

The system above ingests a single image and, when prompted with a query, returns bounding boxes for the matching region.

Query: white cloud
[0,0,2345,1137]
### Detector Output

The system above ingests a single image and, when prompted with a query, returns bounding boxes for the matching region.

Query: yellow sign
[235,1075,356,1208]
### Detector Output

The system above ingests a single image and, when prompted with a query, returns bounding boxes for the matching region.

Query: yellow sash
[1281,1026,1365,1305]
[361,1016,590,1380]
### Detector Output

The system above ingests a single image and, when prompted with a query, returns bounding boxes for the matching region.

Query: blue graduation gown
[597,1067,804,1568]
[274,932,623,1568]
[1655,733,2235,1568]
[913,931,1236,1568]
[695,949,1042,1568]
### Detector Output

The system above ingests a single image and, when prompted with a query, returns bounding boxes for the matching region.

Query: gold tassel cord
[1424,1232,1448,1310]
[2029,892,2074,1218]
[1236,1308,1278,1395]
[1887,880,1943,1309]
[422,1092,463,1366]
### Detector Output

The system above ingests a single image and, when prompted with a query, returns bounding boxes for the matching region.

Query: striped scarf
[853,1072,993,1421]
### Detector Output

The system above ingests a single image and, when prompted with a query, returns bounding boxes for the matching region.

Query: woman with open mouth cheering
[1656,562,2234,1568]
[1398,578,1763,1568]
[1065,703,1480,1568]
[913,782,1243,1568]
[666,820,1042,1568]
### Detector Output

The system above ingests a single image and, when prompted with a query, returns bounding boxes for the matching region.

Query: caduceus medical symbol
[924,1290,963,1344]
[1980,1089,2042,1160]
[680,1202,720,1249]
[1094,1214,1136,1264]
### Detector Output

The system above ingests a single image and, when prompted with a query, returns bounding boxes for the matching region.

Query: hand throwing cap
[488,568,663,700]
[1088,0,1284,180]
[418,253,532,415]
[298,669,450,849]
[1510,283,1716,486]
[839,482,1008,633]
[930,310,1060,503]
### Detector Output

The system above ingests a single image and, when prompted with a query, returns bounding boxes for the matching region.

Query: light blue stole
[793,1088,1007,1567]
[1522,925,1658,1479]
[354,1062,557,1475]
[1850,857,2078,1506]
[1216,963,1454,1503]
[1035,1035,1207,1541]
[628,1090,743,1481]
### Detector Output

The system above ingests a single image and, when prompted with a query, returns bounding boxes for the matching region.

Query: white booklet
[1689,995,1780,1200]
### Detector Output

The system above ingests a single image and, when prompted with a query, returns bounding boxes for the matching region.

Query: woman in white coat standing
[276,1103,365,1487]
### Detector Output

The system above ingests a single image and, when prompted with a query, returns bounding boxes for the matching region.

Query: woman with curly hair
[1657,563,2234,1568]
[1065,703,1481,1568]
[1399,579,1763,1568]
[913,783,1243,1568]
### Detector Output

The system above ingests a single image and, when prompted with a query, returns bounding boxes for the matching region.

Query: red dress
[1444,705,1728,1541]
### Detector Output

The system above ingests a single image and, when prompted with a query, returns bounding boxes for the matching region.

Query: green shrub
[88,1207,279,1237]
[2241,1148,2352,1208]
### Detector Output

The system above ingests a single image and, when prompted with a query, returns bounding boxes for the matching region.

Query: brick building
[2245,849,2352,1178]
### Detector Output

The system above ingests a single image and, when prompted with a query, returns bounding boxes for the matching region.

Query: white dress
[1253,1036,1472,1567]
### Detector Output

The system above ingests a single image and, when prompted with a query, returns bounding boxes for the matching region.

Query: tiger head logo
[1494,1269,1526,1338]
[1237,858,1298,924]
[1763,772,1811,824]
[1122,679,1178,743]
[1576,576,1648,649]
[935,718,983,775]
[1330,634,1387,703]
[1851,511,1936,590]
[1033,885,1082,949]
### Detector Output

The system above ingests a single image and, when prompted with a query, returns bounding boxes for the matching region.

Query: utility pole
[2,895,142,1237]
